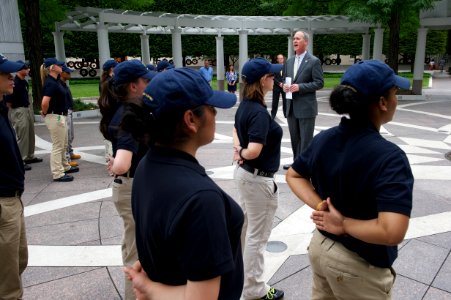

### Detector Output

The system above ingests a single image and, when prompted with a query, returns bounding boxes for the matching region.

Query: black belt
[0,190,23,198]
[240,164,275,178]
[49,111,68,116]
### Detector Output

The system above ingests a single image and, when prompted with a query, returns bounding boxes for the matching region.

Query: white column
[171,28,182,68]
[53,31,66,63]
[140,34,151,65]
[413,28,428,95]
[216,35,225,91]
[307,30,314,55]
[287,35,294,58]
[97,23,111,69]
[238,30,249,100]
[362,33,370,60]
[372,27,384,61]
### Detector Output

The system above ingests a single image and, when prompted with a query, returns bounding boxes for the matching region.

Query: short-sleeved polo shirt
[4,76,29,108]
[132,146,244,300]
[42,75,68,114]
[234,99,283,172]
[0,101,24,195]
[292,117,413,268]
[108,104,148,178]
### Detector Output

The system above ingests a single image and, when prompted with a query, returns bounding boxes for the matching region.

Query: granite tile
[27,219,99,245]
[26,202,101,228]
[433,253,451,293]
[392,274,428,300]
[99,215,123,241]
[393,239,449,284]
[23,267,121,299]
[22,266,98,287]
[423,287,451,300]
[269,266,313,300]
[268,254,310,285]
[418,232,451,250]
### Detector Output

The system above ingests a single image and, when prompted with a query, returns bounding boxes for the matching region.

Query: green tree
[265,0,443,72]
[336,0,438,72]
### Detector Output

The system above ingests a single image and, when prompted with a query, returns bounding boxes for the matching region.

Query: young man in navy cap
[0,54,29,299]
[5,60,42,170]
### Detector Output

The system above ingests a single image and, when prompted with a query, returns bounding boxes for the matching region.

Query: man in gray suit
[282,31,324,169]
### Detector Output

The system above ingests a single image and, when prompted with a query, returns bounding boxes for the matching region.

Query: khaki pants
[112,177,137,300]
[10,106,36,161]
[234,166,278,299]
[45,114,70,179]
[309,230,396,300]
[66,110,74,157]
[0,196,28,300]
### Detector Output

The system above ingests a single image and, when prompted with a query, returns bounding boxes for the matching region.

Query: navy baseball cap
[113,60,156,85]
[44,58,65,68]
[62,65,74,73]
[16,60,29,70]
[102,59,118,71]
[241,58,283,84]
[341,60,410,96]
[143,68,236,118]
[146,64,156,71]
[0,54,25,73]
[156,60,174,72]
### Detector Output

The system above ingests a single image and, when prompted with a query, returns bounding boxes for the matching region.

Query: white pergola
[413,0,451,93]
[53,6,378,91]
[53,2,451,94]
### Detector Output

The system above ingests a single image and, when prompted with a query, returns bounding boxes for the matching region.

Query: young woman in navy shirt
[286,60,413,299]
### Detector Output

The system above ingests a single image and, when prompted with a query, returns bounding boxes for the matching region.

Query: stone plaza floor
[21,78,451,299]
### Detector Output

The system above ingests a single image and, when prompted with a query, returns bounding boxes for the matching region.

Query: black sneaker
[24,164,32,171]
[54,174,74,182]
[260,288,284,300]
[24,157,43,164]
[65,166,79,174]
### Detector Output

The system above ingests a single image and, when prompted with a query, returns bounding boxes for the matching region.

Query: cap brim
[55,60,65,66]
[143,71,158,81]
[269,64,283,74]
[0,60,25,73]
[206,91,237,109]
[394,75,410,90]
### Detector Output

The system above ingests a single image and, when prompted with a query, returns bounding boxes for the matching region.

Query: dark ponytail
[98,79,118,140]
[120,103,153,145]
[329,85,388,118]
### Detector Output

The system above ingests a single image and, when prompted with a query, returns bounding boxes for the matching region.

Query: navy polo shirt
[108,104,148,178]
[42,75,67,114]
[234,98,283,172]
[292,117,413,268]
[0,101,24,195]
[132,146,244,300]
[4,76,29,108]
[60,80,74,110]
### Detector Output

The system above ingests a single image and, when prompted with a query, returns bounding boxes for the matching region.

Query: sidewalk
[22,79,451,299]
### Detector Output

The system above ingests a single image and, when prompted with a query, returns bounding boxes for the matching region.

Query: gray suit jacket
[283,52,324,118]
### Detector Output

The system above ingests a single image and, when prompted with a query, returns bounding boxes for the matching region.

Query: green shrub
[72,99,97,111]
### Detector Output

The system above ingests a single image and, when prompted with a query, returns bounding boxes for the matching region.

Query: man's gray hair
[294,30,309,42]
